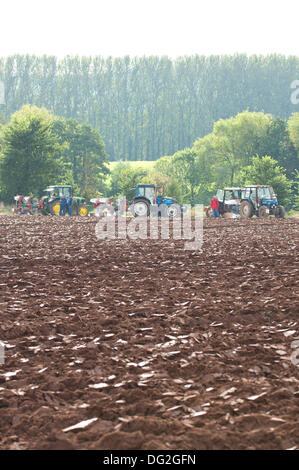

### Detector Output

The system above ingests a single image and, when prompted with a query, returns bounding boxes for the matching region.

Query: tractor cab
[241,185,277,211]
[216,188,242,203]
[44,185,73,201]
[136,185,158,205]
[215,187,242,215]
[241,185,277,207]
[136,184,177,206]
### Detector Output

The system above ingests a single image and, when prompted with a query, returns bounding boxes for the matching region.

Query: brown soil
[0,215,298,450]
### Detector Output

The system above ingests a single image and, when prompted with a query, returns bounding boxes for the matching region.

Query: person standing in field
[211,196,220,218]
[59,195,67,216]
[67,196,73,216]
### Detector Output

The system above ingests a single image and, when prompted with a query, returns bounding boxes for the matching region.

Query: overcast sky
[0,0,298,57]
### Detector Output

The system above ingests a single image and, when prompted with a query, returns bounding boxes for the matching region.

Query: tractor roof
[44,185,72,190]
[244,185,270,188]
[224,187,242,190]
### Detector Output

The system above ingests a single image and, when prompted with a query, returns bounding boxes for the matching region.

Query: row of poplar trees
[1,54,299,161]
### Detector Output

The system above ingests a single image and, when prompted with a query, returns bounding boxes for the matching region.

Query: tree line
[1,54,299,161]
[1,106,297,210]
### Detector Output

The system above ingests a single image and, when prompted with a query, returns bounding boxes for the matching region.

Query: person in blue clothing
[59,195,67,216]
[157,186,163,205]
[67,196,73,216]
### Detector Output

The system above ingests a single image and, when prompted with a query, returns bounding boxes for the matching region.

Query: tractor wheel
[275,205,286,219]
[166,203,181,218]
[132,200,150,217]
[30,207,40,216]
[258,206,269,218]
[78,204,89,217]
[49,200,61,216]
[240,201,253,218]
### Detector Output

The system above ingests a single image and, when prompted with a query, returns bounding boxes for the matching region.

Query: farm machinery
[14,185,89,216]
[205,188,242,218]
[205,185,286,219]
[39,185,89,216]
[239,185,286,218]
[13,196,40,215]
[130,184,186,217]
[90,197,123,217]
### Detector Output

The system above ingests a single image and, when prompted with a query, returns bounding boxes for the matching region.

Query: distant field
[0,203,12,215]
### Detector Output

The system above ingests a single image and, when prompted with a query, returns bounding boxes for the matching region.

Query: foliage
[1,54,299,161]
[52,118,109,199]
[141,168,183,205]
[0,105,62,201]
[154,149,212,205]
[107,161,132,197]
[238,156,293,207]
[0,107,109,202]
[291,169,299,210]
[0,100,297,209]
[257,117,298,177]
[288,113,299,151]
[206,111,271,185]
[117,166,148,201]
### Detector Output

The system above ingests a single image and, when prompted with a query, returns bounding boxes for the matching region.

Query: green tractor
[39,185,89,217]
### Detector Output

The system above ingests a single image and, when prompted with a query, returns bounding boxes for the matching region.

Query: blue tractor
[130,184,185,217]
[239,185,286,218]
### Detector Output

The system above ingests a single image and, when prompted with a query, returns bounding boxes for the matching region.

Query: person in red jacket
[211,196,220,218]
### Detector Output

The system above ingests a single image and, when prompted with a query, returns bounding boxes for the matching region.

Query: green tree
[257,117,298,177]
[141,168,183,205]
[239,155,293,207]
[155,148,211,205]
[108,161,131,197]
[288,113,299,151]
[0,105,62,201]
[118,166,148,201]
[0,118,4,153]
[191,134,220,203]
[290,169,299,210]
[211,111,271,185]
[52,118,109,199]
[2,54,299,161]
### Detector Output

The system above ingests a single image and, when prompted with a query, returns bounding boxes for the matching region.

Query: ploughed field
[0,215,298,450]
